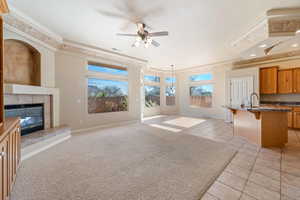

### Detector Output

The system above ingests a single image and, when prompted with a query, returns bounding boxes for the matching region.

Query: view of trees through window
[166,86,175,106]
[88,78,128,113]
[145,86,160,108]
[190,85,213,107]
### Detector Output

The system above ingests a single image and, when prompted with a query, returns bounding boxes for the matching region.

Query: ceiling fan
[116,22,168,48]
[264,30,300,55]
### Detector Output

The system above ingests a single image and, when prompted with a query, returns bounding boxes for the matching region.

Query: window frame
[86,61,130,115]
[144,74,161,108]
[188,72,214,108]
[165,76,176,106]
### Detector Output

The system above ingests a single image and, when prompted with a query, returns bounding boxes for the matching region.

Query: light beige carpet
[12,122,236,200]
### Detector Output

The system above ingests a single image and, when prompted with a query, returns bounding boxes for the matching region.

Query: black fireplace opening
[5,104,44,136]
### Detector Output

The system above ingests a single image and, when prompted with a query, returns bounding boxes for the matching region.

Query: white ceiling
[8,0,300,69]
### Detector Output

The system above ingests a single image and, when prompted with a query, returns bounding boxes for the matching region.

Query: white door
[226,76,254,122]
[230,76,254,106]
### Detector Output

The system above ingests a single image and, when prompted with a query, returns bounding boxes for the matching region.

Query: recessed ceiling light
[291,43,299,48]
[250,54,256,57]
[296,29,300,34]
[259,44,267,48]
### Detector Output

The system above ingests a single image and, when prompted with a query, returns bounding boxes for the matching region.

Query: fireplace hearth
[5,104,44,135]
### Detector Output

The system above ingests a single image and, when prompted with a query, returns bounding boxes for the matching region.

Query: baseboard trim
[71,120,140,134]
[21,135,71,161]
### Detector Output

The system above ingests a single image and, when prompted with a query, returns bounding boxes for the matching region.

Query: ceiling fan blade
[97,10,128,19]
[151,40,160,47]
[149,31,169,37]
[116,33,138,37]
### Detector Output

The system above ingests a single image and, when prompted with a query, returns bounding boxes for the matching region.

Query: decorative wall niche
[4,39,41,86]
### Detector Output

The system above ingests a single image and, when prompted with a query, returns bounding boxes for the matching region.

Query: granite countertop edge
[224,105,292,112]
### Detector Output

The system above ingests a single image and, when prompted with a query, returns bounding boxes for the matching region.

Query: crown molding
[8,5,63,42]
[233,49,300,68]
[3,8,62,50]
[175,59,236,73]
[60,39,148,65]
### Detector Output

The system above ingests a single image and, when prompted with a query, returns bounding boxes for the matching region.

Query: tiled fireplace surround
[4,94,52,130]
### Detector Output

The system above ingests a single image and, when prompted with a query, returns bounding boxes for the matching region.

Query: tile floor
[143,116,300,200]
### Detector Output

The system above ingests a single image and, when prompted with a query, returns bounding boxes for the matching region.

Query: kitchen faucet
[250,92,259,108]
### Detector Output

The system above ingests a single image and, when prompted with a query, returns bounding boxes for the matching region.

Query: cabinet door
[293,111,300,129]
[0,138,8,200]
[288,111,293,128]
[278,69,293,94]
[293,68,300,93]
[260,67,278,94]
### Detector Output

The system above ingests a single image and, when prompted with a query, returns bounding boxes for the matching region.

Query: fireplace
[5,104,44,135]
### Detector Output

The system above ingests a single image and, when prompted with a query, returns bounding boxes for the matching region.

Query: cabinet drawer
[293,107,300,112]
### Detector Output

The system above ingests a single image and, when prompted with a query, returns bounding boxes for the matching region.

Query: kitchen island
[227,105,291,148]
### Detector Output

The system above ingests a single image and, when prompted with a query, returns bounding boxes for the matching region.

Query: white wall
[55,50,145,131]
[178,64,232,120]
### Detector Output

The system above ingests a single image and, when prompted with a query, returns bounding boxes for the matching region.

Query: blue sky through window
[88,65,128,76]
[88,78,128,96]
[190,73,212,81]
[165,77,176,84]
[144,75,160,83]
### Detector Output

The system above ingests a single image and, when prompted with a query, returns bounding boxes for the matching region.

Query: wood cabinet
[278,69,293,94]
[0,16,4,126]
[260,67,278,94]
[293,68,300,93]
[0,118,21,200]
[293,107,300,129]
[288,111,293,128]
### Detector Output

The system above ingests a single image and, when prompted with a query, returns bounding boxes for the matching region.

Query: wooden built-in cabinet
[288,111,293,128]
[0,3,20,200]
[260,67,300,94]
[278,69,293,94]
[260,67,278,94]
[0,118,21,200]
[293,68,300,93]
[293,107,300,129]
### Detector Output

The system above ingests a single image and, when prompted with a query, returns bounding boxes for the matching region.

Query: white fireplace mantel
[4,84,60,127]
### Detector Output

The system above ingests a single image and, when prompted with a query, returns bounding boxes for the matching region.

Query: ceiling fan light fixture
[134,41,140,47]
[136,36,142,42]
[145,42,150,48]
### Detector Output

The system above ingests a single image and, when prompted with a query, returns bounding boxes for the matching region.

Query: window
[88,63,128,76]
[144,75,160,83]
[190,73,212,82]
[87,62,129,114]
[145,86,160,108]
[190,85,213,108]
[166,86,175,106]
[88,78,128,113]
[165,77,176,84]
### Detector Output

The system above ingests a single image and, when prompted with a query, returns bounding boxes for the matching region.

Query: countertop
[260,101,300,107]
[225,105,292,112]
